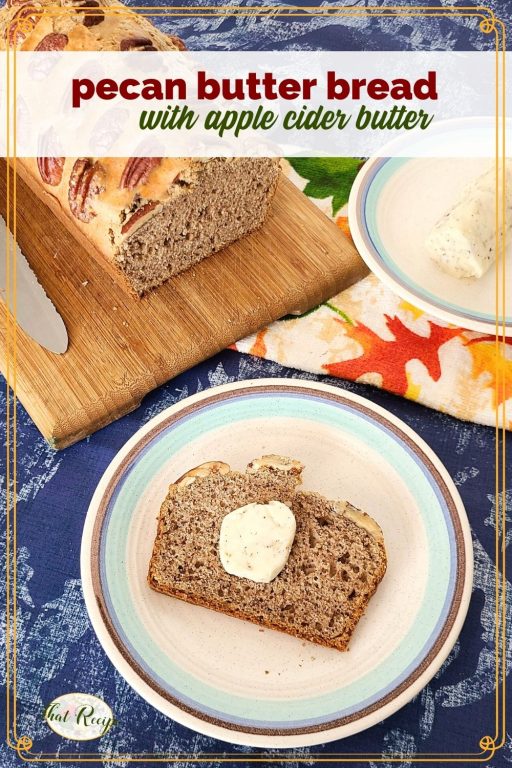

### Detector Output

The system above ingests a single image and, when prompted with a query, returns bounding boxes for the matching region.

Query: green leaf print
[287,157,364,216]
[280,301,353,324]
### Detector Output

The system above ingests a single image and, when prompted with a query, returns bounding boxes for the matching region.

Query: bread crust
[148,547,386,652]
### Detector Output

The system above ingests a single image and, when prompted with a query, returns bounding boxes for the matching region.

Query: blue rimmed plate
[348,155,512,336]
[81,379,473,748]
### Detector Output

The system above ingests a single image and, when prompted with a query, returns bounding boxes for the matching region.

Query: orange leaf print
[336,215,353,243]
[324,315,462,396]
[465,337,512,407]
[248,329,268,358]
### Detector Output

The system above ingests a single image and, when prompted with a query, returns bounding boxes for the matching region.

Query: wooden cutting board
[0,161,368,449]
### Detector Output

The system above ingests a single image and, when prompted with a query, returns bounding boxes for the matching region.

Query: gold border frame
[3,3,507,763]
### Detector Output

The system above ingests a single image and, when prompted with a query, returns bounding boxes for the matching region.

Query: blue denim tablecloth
[1,1,511,766]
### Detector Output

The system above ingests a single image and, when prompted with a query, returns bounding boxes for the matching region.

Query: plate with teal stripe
[348,155,511,336]
[81,379,473,748]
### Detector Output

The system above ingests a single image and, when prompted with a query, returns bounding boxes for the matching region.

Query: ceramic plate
[81,379,473,748]
[348,156,511,336]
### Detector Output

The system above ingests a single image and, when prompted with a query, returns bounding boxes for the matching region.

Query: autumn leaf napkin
[234,159,512,430]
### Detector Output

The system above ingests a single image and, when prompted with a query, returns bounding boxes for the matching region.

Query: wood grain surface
[0,160,368,449]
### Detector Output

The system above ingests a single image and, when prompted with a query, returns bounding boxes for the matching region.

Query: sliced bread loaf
[0,0,280,296]
[148,455,387,651]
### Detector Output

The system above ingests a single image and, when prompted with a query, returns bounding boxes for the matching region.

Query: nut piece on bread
[148,456,387,651]
[0,0,281,297]
[246,454,304,475]
[174,461,231,488]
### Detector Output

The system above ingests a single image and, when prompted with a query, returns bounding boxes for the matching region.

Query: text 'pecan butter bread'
[148,456,387,651]
[0,0,281,296]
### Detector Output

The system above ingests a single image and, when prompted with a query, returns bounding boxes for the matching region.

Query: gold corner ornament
[15,13,43,39]
[479,734,498,757]
[15,735,33,756]
[479,13,498,34]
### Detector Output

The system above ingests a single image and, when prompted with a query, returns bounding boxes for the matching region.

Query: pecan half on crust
[6,3,42,46]
[120,36,157,51]
[75,0,104,27]
[35,32,68,51]
[119,157,162,190]
[68,158,105,223]
[121,200,159,235]
[167,34,187,51]
[37,156,65,186]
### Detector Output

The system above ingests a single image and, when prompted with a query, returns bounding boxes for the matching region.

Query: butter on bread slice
[148,455,386,651]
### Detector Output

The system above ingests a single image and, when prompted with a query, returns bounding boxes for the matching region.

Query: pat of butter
[219,501,296,583]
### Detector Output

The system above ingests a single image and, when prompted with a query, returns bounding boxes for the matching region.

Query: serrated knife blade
[0,214,68,354]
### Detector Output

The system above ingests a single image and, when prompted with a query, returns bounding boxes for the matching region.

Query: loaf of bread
[0,0,280,295]
[148,456,387,651]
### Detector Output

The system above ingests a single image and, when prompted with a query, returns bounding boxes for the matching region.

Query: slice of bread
[148,456,387,651]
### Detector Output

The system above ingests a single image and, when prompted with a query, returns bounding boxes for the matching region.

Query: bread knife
[0,214,68,354]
